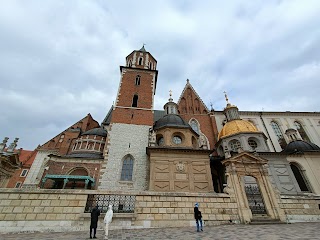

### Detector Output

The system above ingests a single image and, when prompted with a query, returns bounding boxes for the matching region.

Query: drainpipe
[259,112,276,152]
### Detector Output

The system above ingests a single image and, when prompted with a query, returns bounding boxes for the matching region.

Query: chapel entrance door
[244,176,266,215]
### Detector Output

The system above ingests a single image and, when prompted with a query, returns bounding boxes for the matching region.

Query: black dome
[284,140,320,154]
[154,114,191,130]
[82,127,107,137]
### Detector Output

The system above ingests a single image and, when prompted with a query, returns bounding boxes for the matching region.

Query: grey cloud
[1,0,320,150]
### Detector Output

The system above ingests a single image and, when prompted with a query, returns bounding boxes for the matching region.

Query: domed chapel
[6,46,320,228]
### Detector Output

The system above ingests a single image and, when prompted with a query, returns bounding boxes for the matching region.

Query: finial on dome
[186,79,189,83]
[223,91,229,104]
[169,90,173,102]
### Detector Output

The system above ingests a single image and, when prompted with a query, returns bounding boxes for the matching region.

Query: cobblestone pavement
[1,223,320,240]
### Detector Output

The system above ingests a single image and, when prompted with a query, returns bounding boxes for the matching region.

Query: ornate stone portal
[222,151,286,223]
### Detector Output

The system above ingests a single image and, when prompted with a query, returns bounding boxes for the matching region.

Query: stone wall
[280,195,320,222]
[0,189,88,233]
[0,189,237,233]
[134,192,238,228]
[99,123,150,191]
[1,188,320,234]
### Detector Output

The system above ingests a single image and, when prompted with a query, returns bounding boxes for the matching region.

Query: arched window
[132,94,138,107]
[128,60,132,67]
[230,139,241,152]
[271,121,286,149]
[148,62,152,69]
[87,142,94,150]
[121,155,134,181]
[135,75,141,85]
[190,119,199,134]
[290,163,310,192]
[294,121,310,142]
[138,57,143,65]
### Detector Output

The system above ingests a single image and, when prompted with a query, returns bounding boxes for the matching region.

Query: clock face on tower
[172,136,182,144]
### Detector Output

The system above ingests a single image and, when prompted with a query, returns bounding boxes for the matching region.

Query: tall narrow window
[190,119,199,134]
[139,57,143,65]
[148,62,152,69]
[128,60,132,67]
[132,94,138,107]
[271,121,286,149]
[135,75,141,85]
[294,121,310,142]
[20,169,28,177]
[121,155,134,181]
[290,163,310,192]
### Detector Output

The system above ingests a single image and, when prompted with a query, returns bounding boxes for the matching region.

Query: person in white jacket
[104,205,113,240]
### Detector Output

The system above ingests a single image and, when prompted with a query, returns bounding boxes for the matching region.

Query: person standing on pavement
[90,205,101,239]
[194,203,203,232]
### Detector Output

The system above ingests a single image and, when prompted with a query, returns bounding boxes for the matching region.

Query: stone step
[250,216,285,225]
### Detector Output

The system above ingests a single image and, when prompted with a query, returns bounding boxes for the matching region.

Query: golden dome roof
[218,119,258,140]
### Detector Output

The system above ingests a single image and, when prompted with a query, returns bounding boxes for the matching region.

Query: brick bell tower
[111,45,158,125]
[98,46,158,190]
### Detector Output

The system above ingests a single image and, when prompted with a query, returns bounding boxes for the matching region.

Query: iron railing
[85,194,136,213]
[245,185,267,214]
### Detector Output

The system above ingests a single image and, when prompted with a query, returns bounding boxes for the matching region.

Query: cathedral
[4,46,320,228]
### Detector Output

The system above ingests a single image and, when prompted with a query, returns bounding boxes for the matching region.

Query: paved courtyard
[1,223,320,240]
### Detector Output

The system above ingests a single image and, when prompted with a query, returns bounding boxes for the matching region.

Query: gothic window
[229,139,241,152]
[132,94,138,107]
[190,119,199,134]
[128,60,132,67]
[290,163,310,192]
[135,75,141,85]
[270,121,286,149]
[139,57,143,65]
[121,155,134,181]
[148,62,152,69]
[294,121,310,142]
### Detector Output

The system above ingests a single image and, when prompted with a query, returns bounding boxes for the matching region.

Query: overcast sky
[1,0,320,150]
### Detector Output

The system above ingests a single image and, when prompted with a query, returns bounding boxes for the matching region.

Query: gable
[39,114,100,155]
[177,80,209,115]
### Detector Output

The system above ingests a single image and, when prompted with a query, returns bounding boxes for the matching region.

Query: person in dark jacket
[194,203,203,232]
[90,206,100,239]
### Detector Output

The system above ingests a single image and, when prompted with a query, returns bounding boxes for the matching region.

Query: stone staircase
[250,214,285,225]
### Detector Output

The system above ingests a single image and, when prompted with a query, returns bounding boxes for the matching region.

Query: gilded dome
[218,120,258,139]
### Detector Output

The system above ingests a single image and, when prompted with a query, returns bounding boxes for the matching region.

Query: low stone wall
[134,192,238,228]
[0,188,88,233]
[0,189,237,233]
[280,195,320,223]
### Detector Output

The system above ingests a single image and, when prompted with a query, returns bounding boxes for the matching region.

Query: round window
[230,140,241,152]
[172,136,182,144]
[248,139,258,149]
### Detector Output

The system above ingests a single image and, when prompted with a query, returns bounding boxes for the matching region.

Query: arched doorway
[243,176,266,214]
